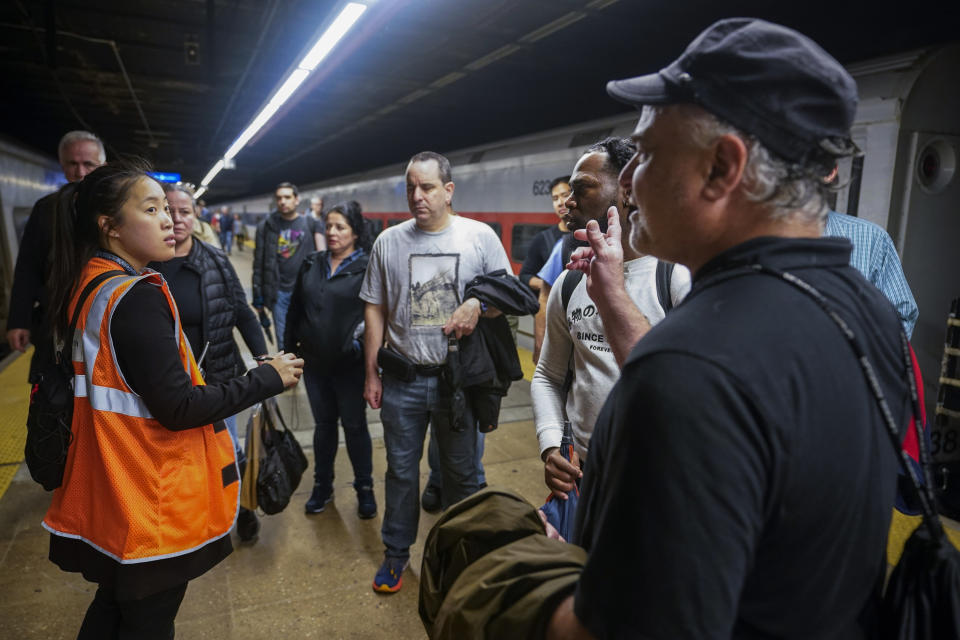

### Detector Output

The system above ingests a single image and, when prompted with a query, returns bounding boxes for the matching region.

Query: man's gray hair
[652,105,833,224]
[58,130,106,163]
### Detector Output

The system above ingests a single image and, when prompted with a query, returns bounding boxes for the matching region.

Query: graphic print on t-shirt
[409,254,460,326]
[277,228,306,259]
[567,300,610,354]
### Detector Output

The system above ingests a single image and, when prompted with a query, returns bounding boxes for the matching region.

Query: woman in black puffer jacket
[285,200,376,519]
[152,182,268,541]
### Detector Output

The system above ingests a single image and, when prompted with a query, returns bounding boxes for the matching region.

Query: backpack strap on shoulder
[61,269,126,362]
[558,270,584,408]
[69,270,128,334]
[656,261,675,313]
[561,270,583,314]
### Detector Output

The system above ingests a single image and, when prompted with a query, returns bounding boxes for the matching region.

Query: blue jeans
[273,289,293,351]
[224,414,246,470]
[302,360,373,493]
[220,231,233,253]
[427,430,485,489]
[380,372,479,561]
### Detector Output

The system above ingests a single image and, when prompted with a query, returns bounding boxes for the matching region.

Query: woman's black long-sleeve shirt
[112,279,282,428]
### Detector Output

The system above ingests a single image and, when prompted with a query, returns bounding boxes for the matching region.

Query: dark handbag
[746,264,960,640]
[255,397,308,515]
[25,270,125,490]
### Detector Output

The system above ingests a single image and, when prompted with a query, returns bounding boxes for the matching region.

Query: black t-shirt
[275,215,316,291]
[159,256,203,359]
[519,226,564,289]
[573,237,908,639]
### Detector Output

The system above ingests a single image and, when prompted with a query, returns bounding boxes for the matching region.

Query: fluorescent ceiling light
[225,105,277,160]
[299,3,367,70]
[201,159,225,186]
[223,70,306,160]
[199,2,369,192]
[271,68,311,107]
[194,186,207,199]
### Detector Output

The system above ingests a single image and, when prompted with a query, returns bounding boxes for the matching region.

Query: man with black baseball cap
[544,19,911,639]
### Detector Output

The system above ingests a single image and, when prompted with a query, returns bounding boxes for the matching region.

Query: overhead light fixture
[299,2,367,70]
[197,2,369,194]
[194,185,207,199]
[201,159,225,186]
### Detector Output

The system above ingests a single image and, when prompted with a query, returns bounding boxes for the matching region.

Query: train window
[511,224,553,262]
[387,218,405,227]
[366,218,383,234]
[485,221,502,238]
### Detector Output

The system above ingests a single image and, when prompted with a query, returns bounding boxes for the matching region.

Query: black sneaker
[305,484,333,514]
[356,484,377,519]
[237,507,260,542]
[421,484,442,514]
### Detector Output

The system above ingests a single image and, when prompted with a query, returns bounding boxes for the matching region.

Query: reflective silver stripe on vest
[78,273,156,419]
[71,374,151,417]
[71,327,83,364]
[42,517,235,565]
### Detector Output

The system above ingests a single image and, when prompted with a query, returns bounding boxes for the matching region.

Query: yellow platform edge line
[0,347,32,499]
[517,346,534,382]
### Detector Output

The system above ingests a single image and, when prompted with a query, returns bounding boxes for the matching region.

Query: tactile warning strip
[888,509,960,565]
[517,346,535,382]
[0,348,32,499]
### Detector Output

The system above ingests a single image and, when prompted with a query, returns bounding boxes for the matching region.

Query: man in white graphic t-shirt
[360,151,512,593]
[532,138,690,502]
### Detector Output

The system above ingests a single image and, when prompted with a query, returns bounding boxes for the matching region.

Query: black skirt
[49,533,233,600]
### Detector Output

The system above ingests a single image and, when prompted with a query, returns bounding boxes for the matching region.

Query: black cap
[607,18,858,164]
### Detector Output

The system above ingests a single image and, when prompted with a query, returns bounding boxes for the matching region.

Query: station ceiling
[1,0,955,202]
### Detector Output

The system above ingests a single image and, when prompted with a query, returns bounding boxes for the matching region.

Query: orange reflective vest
[43,257,239,563]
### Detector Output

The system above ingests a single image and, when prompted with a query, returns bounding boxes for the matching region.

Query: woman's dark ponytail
[47,160,154,343]
[48,182,95,344]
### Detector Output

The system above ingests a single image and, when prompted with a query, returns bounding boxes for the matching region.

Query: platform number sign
[532,180,554,196]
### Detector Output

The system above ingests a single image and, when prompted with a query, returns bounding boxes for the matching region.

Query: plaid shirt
[323,247,365,279]
[825,210,918,337]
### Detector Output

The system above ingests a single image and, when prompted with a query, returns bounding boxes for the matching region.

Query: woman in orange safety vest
[42,162,304,639]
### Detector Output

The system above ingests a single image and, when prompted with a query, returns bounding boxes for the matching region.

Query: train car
[217,111,646,275]
[216,43,960,420]
[0,138,66,358]
[0,44,957,411]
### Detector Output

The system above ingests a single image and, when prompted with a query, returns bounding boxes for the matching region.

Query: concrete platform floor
[3,241,953,637]
[0,246,547,638]
[0,410,548,639]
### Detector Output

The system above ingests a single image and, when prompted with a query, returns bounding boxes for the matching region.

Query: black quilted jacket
[153,240,267,384]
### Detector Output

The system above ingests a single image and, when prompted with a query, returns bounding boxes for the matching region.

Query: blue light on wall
[149,172,182,183]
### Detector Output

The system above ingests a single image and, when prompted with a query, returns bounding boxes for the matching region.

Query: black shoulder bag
[256,396,308,514]
[25,270,126,490]
[740,263,960,640]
